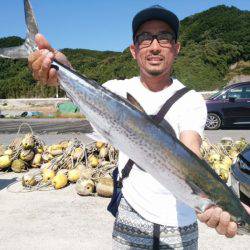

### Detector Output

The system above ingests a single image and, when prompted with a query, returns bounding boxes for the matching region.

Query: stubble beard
[147,69,163,76]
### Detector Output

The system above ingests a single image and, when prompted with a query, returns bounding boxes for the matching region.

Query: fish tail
[0,0,38,59]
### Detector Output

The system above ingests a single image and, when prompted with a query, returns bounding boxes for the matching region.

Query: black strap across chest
[118,87,190,187]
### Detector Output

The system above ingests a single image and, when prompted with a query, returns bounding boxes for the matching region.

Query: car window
[227,87,243,99]
[209,90,223,100]
[244,86,250,99]
[216,93,227,100]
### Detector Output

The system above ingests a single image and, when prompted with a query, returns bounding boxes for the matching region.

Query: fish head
[237,219,250,235]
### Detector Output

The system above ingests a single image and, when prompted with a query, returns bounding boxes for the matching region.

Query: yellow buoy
[59,140,70,149]
[96,177,114,197]
[48,144,63,156]
[75,178,95,196]
[31,153,42,168]
[42,169,56,182]
[52,173,68,189]
[99,146,108,158]
[11,159,26,173]
[96,141,105,149]
[22,173,37,187]
[20,149,35,162]
[21,134,35,149]
[81,168,93,179]
[72,147,84,160]
[4,149,13,156]
[41,152,54,162]
[68,168,81,182]
[0,155,12,169]
[207,153,220,163]
[88,155,99,168]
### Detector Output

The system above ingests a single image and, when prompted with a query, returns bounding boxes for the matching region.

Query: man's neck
[140,74,173,92]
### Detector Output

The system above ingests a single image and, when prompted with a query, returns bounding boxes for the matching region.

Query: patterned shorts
[112,197,198,250]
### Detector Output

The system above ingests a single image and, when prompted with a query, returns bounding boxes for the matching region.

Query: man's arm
[179,130,202,157]
[179,130,237,237]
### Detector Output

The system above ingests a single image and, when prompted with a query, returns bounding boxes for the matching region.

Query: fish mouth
[237,220,250,235]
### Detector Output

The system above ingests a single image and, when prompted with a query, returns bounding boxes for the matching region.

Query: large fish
[1,0,249,234]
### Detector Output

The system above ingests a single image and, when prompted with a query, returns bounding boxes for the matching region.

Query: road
[0,118,93,134]
[0,118,249,144]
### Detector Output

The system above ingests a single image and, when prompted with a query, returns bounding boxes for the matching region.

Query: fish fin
[186,180,215,213]
[0,44,30,59]
[187,180,207,196]
[24,0,39,41]
[126,93,146,113]
[126,93,177,137]
[0,0,38,59]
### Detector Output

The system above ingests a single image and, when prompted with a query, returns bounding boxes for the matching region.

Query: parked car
[205,82,250,130]
[231,146,250,206]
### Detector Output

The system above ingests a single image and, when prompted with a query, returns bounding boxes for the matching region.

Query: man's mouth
[147,56,163,63]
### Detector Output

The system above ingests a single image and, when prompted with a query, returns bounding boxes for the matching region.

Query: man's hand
[197,207,237,237]
[28,33,71,86]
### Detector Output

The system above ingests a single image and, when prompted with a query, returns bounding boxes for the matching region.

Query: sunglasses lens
[135,32,175,48]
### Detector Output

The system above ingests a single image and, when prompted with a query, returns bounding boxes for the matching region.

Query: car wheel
[205,113,222,130]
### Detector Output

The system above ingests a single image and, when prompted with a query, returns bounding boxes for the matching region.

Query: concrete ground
[0,172,249,250]
[0,131,249,249]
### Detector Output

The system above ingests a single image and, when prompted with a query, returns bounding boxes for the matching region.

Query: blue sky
[0,0,249,52]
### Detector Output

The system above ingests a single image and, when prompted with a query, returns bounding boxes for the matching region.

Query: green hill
[0,5,249,98]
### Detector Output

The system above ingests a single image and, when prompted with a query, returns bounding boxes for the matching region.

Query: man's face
[130,20,180,77]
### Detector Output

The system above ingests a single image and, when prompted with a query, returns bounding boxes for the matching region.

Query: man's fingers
[198,206,238,238]
[35,33,55,52]
[47,68,59,86]
[28,50,43,70]
[197,207,213,223]
[225,222,237,238]
[206,207,222,228]
[38,57,51,83]
[31,54,47,79]
[215,211,230,235]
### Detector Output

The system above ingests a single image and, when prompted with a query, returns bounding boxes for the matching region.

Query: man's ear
[174,42,181,57]
[130,44,137,59]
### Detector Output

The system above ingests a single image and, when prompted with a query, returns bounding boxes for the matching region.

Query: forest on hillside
[0,5,249,98]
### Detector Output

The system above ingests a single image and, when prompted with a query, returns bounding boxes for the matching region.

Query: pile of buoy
[0,134,118,197]
[201,137,248,181]
[1,132,248,194]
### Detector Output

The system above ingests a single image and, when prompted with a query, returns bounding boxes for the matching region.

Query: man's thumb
[35,33,54,52]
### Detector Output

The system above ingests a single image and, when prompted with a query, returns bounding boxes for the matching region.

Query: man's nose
[150,38,161,52]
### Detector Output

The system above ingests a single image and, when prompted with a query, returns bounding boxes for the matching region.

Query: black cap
[132,5,179,41]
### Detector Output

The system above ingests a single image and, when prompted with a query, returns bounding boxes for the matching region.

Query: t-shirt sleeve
[178,92,207,138]
[102,79,127,98]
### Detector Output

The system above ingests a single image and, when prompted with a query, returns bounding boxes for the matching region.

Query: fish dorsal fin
[126,93,177,137]
[126,93,146,113]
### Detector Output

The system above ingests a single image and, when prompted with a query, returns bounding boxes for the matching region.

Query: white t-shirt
[89,76,207,227]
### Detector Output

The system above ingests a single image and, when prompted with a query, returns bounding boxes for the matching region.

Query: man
[28,5,240,249]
